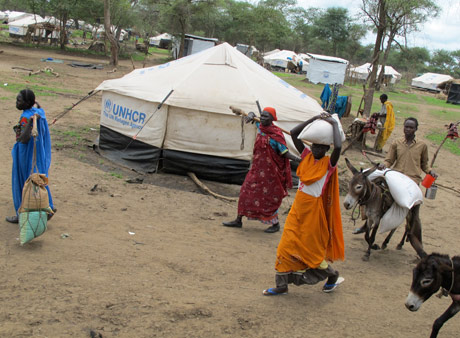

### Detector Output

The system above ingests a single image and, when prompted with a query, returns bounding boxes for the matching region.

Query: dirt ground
[1,43,459,338]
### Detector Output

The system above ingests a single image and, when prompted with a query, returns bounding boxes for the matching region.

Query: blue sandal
[322,276,344,293]
[263,287,288,296]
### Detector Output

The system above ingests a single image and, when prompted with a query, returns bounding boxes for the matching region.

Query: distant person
[6,89,55,223]
[263,113,345,296]
[222,107,299,233]
[375,94,395,152]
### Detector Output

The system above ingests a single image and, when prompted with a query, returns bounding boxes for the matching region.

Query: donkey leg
[396,230,407,250]
[382,228,397,250]
[407,205,427,258]
[363,222,379,261]
[430,302,460,338]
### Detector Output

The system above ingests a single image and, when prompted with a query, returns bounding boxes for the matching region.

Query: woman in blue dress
[6,89,54,223]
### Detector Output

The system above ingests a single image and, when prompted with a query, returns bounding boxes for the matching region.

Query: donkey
[405,253,460,338]
[343,159,398,261]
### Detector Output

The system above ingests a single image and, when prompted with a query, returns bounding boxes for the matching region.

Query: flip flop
[322,276,345,293]
[352,227,366,234]
[262,288,287,296]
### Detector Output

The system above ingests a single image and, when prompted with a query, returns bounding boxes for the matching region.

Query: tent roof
[151,32,172,40]
[263,50,298,62]
[96,42,322,122]
[307,53,348,64]
[8,15,45,27]
[412,73,453,84]
[351,63,401,77]
[263,49,280,57]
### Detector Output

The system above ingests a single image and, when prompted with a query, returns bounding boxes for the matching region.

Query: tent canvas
[149,33,172,47]
[4,11,30,23]
[411,73,453,92]
[263,50,298,69]
[349,63,401,83]
[306,53,349,85]
[95,42,323,183]
[8,15,45,36]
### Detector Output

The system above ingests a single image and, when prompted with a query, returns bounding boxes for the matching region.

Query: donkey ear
[345,158,358,175]
[363,164,379,177]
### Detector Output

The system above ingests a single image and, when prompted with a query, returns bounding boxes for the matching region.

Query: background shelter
[306,53,349,85]
[263,50,298,71]
[8,15,44,37]
[446,80,460,105]
[172,34,218,59]
[149,33,172,48]
[95,43,322,184]
[411,73,453,92]
[349,63,401,84]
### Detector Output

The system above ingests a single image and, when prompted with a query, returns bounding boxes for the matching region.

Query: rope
[240,115,245,150]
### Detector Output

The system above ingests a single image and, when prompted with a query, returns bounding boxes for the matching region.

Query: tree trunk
[363,0,386,117]
[104,0,119,66]
[60,12,68,50]
[376,31,395,91]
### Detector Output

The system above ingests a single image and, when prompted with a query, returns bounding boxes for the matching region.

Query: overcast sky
[297,0,460,52]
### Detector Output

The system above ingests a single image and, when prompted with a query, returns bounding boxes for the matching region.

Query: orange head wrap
[263,107,277,121]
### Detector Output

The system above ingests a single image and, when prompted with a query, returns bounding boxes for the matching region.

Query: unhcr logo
[104,99,113,114]
[102,98,147,130]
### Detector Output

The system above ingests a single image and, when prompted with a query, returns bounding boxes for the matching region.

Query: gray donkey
[343,158,399,261]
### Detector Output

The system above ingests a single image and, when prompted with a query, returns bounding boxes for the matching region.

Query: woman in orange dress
[263,113,345,295]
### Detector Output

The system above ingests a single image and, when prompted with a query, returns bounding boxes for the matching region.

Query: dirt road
[1,44,459,337]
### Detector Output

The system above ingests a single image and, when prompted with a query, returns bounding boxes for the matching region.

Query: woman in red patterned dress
[222,107,300,233]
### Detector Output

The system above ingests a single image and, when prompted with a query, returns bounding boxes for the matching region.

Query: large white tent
[306,53,349,85]
[350,63,401,84]
[95,42,322,183]
[411,73,454,92]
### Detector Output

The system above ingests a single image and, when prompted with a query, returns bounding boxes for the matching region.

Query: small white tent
[8,15,45,36]
[149,33,172,47]
[263,50,298,70]
[350,63,401,84]
[306,53,349,85]
[95,43,322,183]
[411,73,454,92]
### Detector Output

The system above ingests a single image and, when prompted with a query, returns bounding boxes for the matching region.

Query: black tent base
[97,126,251,184]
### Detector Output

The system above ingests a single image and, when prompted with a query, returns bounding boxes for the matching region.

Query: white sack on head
[298,114,346,145]
[378,203,409,234]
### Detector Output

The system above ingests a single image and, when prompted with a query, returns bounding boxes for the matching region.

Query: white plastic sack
[384,170,423,209]
[378,203,409,234]
[365,168,423,209]
[298,114,346,145]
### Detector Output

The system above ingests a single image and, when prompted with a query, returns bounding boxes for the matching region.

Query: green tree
[311,7,351,57]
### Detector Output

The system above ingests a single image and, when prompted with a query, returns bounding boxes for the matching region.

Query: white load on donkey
[343,159,423,260]
[367,168,423,233]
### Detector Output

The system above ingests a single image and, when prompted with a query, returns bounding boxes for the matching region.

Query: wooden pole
[229,106,311,146]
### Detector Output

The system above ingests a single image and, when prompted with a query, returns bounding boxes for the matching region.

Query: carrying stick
[229,106,311,146]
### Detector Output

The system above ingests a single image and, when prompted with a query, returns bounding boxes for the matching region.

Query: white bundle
[367,169,423,209]
[298,114,346,145]
[378,203,409,234]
